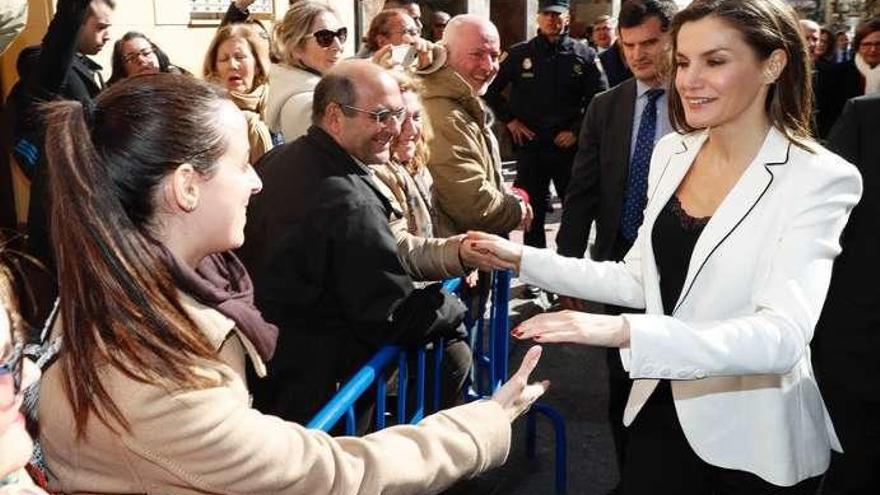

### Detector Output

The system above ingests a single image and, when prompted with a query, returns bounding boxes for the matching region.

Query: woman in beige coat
[36,74,547,495]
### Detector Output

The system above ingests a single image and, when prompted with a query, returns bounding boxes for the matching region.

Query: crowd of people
[1,0,879,493]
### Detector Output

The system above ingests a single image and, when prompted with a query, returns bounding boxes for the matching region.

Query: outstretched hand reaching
[491,346,550,421]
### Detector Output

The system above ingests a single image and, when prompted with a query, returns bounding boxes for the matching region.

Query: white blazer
[521,127,862,486]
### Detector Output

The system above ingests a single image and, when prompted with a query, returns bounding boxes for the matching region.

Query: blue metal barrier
[306,271,568,493]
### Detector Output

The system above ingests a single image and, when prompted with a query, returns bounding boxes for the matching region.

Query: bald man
[421,15,532,237]
[242,60,470,424]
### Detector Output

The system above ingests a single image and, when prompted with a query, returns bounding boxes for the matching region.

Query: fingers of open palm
[514,312,584,343]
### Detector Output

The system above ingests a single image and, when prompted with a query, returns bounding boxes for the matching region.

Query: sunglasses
[0,342,23,396]
[342,104,406,124]
[310,27,348,48]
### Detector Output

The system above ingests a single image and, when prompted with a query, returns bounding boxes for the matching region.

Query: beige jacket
[370,162,465,281]
[421,65,523,237]
[39,293,510,494]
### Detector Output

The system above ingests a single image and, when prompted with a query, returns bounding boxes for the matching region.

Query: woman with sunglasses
[1,260,45,495]
[34,73,547,494]
[107,32,188,86]
[266,0,346,142]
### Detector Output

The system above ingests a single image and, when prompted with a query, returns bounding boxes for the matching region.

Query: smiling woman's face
[0,296,37,479]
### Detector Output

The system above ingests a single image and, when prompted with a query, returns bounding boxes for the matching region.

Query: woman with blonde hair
[266,0,345,141]
[204,22,275,164]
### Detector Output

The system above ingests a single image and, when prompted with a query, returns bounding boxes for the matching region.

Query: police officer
[485,0,605,255]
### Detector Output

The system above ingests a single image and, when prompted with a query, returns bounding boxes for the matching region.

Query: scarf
[159,246,278,361]
[854,53,880,95]
[229,83,269,120]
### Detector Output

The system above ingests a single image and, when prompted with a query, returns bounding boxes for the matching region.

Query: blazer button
[694,370,706,379]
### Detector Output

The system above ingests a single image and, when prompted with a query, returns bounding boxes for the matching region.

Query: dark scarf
[159,246,278,361]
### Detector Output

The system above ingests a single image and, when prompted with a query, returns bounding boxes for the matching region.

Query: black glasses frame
[0,341,23,396]
[311,27,348,48]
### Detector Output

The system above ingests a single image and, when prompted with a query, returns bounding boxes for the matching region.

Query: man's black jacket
[239,126,463,423]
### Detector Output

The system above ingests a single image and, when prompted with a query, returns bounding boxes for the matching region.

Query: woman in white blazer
[465,0,863,492]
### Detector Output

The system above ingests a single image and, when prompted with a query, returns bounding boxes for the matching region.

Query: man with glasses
[357,8,419,59]
[241,60,471,425]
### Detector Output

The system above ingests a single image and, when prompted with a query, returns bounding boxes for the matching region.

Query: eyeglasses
[0,342,23,396]
[310,27,348,48]
[393,27,421,37]
[341,104,406,124]
[122,47,155,65]
[861,42,880,50]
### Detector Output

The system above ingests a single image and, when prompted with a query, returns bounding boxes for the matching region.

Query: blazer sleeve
[427,105,523,234]
[116,367,510,495]
[623,159,862,379]
[556,97,602,258]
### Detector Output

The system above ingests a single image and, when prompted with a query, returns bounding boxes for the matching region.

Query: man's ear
[324,102,345,135]
[170,163,200,213]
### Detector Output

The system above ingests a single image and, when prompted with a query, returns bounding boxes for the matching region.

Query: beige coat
[39,293,510,494]
[421,65,523,237]
[370,162,465,281]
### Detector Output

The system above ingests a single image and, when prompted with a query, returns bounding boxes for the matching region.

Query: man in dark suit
[240,61,469,425]
[555,0,678,485]
[8,0,114,264]
[813,94,880,494]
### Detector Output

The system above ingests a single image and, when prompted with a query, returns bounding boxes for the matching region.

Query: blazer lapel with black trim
[673,128,792,314]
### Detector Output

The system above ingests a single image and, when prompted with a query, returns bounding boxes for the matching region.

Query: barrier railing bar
[306,345,401,431]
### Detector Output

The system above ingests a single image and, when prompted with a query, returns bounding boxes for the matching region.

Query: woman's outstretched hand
[462,231,523,273]
[511,311,631,348]
[491,346,550,422]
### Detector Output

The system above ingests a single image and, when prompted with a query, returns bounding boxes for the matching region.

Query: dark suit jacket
[813,94,880,400]
[239,127,463,423]
[815,59,862,139]
[598,42,632,89]
[557,78,636,260]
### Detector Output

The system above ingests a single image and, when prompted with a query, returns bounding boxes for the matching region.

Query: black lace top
[651,195,711,316]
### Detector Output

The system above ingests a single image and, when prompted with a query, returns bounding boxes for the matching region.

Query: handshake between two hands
[458,231,524,273]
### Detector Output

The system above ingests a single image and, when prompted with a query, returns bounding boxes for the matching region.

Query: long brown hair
[667,0,813,149]
[43,75,231,436]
